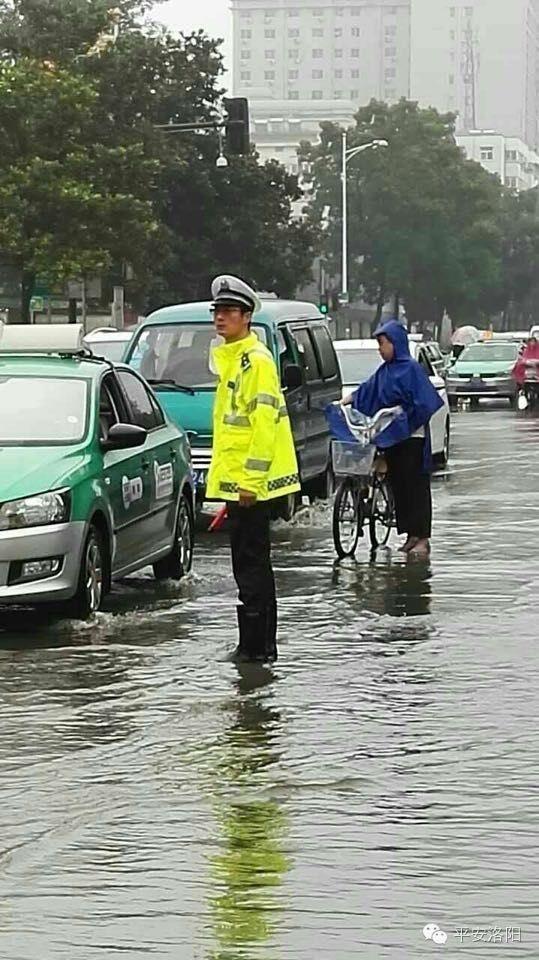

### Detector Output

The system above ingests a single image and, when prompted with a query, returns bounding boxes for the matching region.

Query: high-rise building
[410,0,539,149]
[232,0,412,170]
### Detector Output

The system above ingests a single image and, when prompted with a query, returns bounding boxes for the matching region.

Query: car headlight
[0,490,71,531]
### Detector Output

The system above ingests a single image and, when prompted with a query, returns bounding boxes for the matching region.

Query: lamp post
[341,132,388,304]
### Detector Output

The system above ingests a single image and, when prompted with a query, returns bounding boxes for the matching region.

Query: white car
[335,338,451,465]
[84,327,133,363]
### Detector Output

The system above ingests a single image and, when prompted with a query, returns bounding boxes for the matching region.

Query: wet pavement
[0,406,537,959]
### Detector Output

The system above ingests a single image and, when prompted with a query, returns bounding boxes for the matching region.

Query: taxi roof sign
[0,323,84,354]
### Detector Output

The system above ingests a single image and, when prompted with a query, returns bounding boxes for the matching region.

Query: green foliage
[302,100,505,328]
[0,0,315,318]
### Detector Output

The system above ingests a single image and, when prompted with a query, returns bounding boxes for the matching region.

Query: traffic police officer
[206,275,300,661]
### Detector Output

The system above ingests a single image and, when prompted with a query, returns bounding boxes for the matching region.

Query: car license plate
[194,469,207,488]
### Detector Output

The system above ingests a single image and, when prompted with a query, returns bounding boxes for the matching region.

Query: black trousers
[385,438,432,539]
[227,501,276,611]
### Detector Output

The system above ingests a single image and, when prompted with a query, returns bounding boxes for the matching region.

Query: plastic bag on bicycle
[325,403,368,444]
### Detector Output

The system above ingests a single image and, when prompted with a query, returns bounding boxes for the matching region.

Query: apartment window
[335,7,344,15]
[265,70,275,80]
[312,27,324,36]
[481,147,494,161]
[465,6,473,15]
[312,90,323,99]
[288,7,299,15]
[264,9,274,17]
[351,48,360,57]
[288,28,300,37]
[449,73,455,84]
[289,49,299,59]
[350,88,359,98]
[312,68,324,78]
[241,30,251,39]
[449,6,456,16]
[240,71,251,81]
[240,50,251,59]
[385,88,396,99]
[385,67,396,79]
[335,48,343,58]
[288,69,299,79]
[351,6,361,14]
[450,30,456,41]
[385,46,396,57]
[506,176,517,188]
[313,48,323,58]
[385,25,396,36]
[288,90,299,99]
[351,68,359,78]
[240,11,251,18]
[265,49,275,59]
[351,27,360,37]
[334,90,343,99]
[334,27,343,37]
[264,29,275,37]
[506,150,518,161]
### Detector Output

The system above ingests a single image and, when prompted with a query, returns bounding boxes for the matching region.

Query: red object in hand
[208,505,228,532]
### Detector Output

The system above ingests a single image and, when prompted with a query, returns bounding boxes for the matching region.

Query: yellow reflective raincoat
[206,332,300,502]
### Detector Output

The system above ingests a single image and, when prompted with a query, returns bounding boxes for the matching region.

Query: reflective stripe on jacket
[206,331,300,502]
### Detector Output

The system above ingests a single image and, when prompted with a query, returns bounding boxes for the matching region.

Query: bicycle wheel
[332,479,362,559]
[368,477,394,550]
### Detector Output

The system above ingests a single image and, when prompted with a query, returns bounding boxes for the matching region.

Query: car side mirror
[101,422,147,451]
[282,363,304,392]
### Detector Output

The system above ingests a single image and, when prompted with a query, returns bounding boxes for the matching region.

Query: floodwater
[0,407,537,959]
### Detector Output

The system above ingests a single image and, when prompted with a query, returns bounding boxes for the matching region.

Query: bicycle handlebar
[337,402,403,441]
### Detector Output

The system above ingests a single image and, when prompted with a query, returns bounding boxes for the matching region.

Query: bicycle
[329,404,401,559]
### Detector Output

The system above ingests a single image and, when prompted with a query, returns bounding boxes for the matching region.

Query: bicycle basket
[332,440,376,478]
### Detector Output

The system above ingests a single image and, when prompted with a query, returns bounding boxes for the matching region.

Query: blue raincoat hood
[351,320,444,470]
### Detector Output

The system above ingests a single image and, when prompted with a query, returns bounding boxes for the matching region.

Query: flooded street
[0,408,537,959]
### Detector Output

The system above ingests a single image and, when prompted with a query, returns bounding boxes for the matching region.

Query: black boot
[235,605,278,663]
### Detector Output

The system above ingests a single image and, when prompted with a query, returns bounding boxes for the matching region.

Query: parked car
[84,327,133,363]
[445,340,521,408]
[0,324,194,618]
[334,338,451,465]
[124,300,343,515]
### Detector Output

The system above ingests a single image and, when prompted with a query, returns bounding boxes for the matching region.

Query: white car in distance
[334,338,451,466]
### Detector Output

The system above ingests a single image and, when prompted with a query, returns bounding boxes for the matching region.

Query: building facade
[456,131,539,191]
[410,0,539,150]
[232,0,411,170]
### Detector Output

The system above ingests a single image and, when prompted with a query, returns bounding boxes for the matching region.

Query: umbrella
[451,325,480,347]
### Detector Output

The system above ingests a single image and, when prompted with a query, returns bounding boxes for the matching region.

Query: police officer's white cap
[211,275,261,314]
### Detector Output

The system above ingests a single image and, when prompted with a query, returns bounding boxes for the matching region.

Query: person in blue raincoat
[343,320,444,556]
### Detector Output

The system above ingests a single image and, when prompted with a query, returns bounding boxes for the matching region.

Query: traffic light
[224,97,250,156]
[319,293,329,315]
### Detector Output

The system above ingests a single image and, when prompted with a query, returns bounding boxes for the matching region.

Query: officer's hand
[238,489,257,508]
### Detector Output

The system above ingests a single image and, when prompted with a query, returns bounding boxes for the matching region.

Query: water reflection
[209,665,290,958]
[332,553,432,618]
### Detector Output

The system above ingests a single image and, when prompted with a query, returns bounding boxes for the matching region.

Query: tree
[302,100,504,330]
[0,58,160,319]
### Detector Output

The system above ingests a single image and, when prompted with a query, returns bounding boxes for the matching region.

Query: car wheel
[67,525,106,619]
[153,492,194,581]
[272,491,301,522]
[434,421,450,467]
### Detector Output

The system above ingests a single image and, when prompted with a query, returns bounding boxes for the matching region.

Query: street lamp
[341,133,388,304]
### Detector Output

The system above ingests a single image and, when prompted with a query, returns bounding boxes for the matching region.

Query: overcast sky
[155,0,232,77]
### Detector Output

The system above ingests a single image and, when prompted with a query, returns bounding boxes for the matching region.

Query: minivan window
[312,325,339,379]
[293,328,321,382]
[128,322,268,389]
[0,376,88,445]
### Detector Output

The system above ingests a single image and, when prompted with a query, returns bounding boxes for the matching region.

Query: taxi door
[116,369,179,557]
[99,374,150,573]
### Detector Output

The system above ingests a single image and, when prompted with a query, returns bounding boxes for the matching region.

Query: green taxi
[0,325,194,618]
